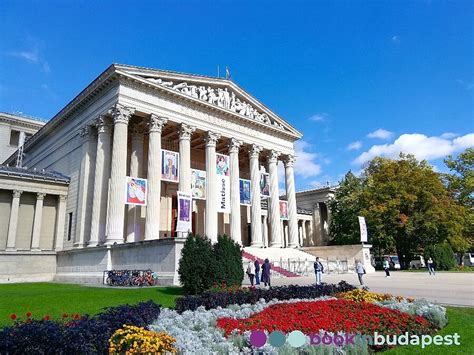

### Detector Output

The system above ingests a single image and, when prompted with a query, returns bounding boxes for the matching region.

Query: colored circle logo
[249,330,267,347]
[268,331,286,347]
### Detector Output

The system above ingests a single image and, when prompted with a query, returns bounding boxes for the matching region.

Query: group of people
[314,257,367,286]
[246,259,271,287]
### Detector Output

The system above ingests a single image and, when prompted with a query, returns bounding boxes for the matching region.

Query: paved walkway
[244,271,474,307]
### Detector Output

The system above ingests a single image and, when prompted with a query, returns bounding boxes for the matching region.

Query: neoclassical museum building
[1,65,370,284]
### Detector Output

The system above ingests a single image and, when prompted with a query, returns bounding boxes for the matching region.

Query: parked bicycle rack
[103,269,159,287]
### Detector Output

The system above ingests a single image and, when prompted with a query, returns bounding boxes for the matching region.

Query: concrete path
[244,271,474,307]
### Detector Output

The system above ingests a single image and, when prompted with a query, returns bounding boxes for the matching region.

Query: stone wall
[302,244,375,273]
[55,238,185,285]
[0,252,57,283]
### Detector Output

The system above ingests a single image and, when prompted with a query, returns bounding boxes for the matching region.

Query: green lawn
[0,282,183,328]
[383,307,474,354]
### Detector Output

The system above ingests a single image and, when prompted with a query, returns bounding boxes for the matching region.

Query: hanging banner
[239,179,251,206]
[358,216,368,243]
[161,149,179,183]
[176,191,192,232]
[125,176,147,206]
[191,169,206,200]
[216,175,231,213]
[216,153,230,176]
[279,200,289,220]
[260,172,270,198]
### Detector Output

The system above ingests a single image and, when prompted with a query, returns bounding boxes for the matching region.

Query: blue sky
[0,0,472,191]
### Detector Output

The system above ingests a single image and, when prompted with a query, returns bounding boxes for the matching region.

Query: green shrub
[424,243,456,270]
[178,234,244,294]
[178,234,215,294]
[212,235,244,288]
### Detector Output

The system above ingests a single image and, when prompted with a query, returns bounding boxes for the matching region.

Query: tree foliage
[329,154,468,267]
[424,243,456,270]
[212,235,244,287]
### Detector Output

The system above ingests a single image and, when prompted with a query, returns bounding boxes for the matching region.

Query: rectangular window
[9,130,20,146]
[67,212,73,241]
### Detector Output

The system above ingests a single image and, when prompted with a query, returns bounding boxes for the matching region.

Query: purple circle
[250,330,267,347]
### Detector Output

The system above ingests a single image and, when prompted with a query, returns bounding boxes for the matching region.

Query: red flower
[72,313,80,319]
[10,313,17,320]
[43,315,50,320]
[62,313,68,319]
[26,312,32,318]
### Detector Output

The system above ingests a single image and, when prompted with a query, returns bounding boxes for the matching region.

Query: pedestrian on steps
[261,258,271,287]
[246,261,255,286]
[254,260,260,285]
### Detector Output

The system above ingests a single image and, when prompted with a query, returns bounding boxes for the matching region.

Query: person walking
[246,261,255,286]
[314,257,324,285]
[383,258,391,277]
[254,260,261,285]
[261,258,271,287]
[356,260,366,286]
[427,257,436,275]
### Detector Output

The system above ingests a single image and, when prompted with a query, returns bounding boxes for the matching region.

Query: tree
[444,148,474,253]
[360,154,466,268]
[329,171,364,245]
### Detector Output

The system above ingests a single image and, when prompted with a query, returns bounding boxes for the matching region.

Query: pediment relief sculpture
[145,77,285,131]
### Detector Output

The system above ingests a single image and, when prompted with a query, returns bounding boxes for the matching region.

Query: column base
[5,247,17,252]
[87,241,102,247]
[287,243,299,248]
[250,242,263,248]
[103,239,124,246]
[269,242,282,248]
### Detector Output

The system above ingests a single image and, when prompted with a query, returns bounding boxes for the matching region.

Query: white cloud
[440,132,458,139]
[6,46,50,73]
[456,79,474,91]
[293,140,322,178]
[392,35,400,43]
[308,113,328,122]
[347,141,362,151]
[353,132,474,166]
[367,128,393,140]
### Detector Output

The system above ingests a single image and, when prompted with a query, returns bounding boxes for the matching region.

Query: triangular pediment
[113,64,301,138]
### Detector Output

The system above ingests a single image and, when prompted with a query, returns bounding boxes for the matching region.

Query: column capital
[58,194,68,202]
[267,149,281,164]
[12,190,23,198]
[36,192,46,200]
[108,104,135,125]
[228,138,243,153]
[148,114,167,133]
[283,154,295,167]
[79,125,95,141]
[95,115,112,135]
[178,123,196,140]
[248,144,263,158]
[204,131,221,147]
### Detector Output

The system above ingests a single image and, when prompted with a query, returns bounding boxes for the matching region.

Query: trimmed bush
[178,234,215,294]
[212,235,244,288]
[0,301,161,355]
[178,234,244,294]
[174,281,355,313]
[424,243,456,270]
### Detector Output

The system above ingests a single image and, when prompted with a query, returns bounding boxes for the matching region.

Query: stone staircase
[242,250,299,277]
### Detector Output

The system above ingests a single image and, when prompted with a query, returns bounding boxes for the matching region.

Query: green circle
[268,331,286,347]
[287,330,306,348]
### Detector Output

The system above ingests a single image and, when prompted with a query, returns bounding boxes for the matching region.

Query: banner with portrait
[161,149,179,183]
[125,176,147,206]
[216,175,231,213]
[279,200,289,220]
[358,216,368,243]
[216,153,230,176]
[176,191,192,232]
[191,169,206,200]
[239,179,251,206]
[260,172,270,198]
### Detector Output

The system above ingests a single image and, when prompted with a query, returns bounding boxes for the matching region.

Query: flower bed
[217,299,435,337]
[0,301,161,354]
[109,325,176,354]
[175,281,355,313]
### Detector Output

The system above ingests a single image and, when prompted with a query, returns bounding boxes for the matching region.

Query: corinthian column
[126,125,144,242]
[6,190,22,250]
[205,131,220,242]
[31,192,46,250]
[267,150,282,247]
[105,104,134,245]
[76,125,95,247]
[284,155,299,248]
[89,116,112,246]
[144,114,167,240]
[249,144,263,247]
[228,138,243,245]
[178,123,196,237]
